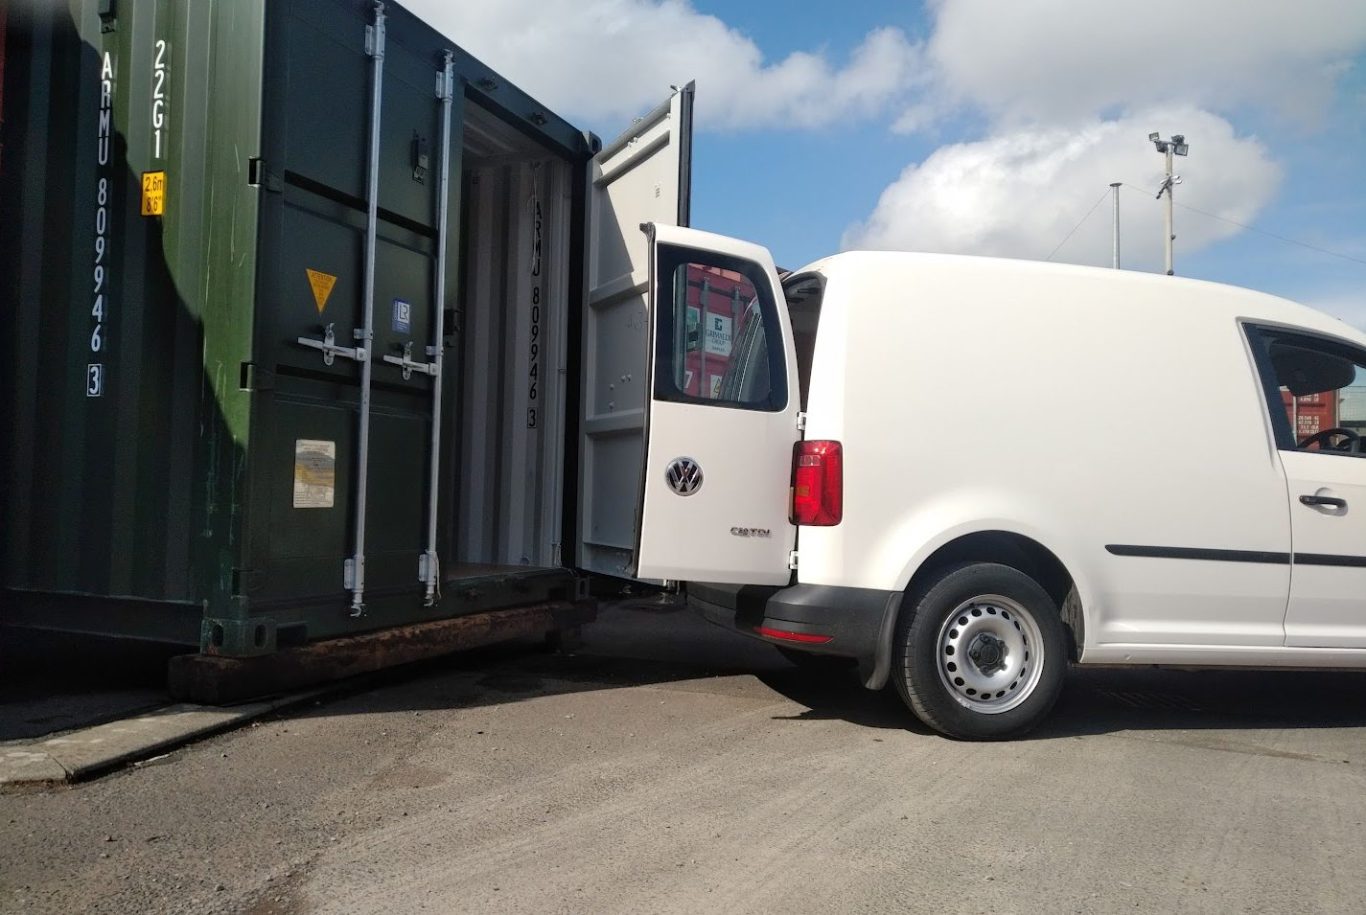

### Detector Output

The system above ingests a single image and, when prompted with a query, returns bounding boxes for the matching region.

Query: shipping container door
[253,0,449,616]
[577,84,692,579]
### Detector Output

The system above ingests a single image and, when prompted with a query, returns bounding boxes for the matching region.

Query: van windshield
[782,273,825,409]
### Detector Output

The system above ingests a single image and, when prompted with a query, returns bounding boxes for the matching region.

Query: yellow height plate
[140,170,167,216]
[306,268,338,314]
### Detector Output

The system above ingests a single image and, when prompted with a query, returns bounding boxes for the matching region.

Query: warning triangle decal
[306,269,338,314]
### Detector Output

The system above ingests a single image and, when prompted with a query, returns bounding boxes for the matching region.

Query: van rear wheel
[892,562,1066,740]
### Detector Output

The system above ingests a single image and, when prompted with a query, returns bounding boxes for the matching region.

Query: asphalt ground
[3,600,1366,914]
[0,631,180,742]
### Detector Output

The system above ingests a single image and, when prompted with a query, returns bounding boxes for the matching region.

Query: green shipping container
[0,0,694,655]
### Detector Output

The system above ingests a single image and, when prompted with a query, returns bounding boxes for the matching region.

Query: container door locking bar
[297,323,367,366]
[342,0,387,618]
[414,51,456,605]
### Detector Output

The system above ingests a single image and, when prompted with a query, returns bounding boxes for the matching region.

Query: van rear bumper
[688,583,903,689]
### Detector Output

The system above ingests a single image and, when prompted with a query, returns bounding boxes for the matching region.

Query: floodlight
[1174,142,1189,156]
[1148,132,1160,142]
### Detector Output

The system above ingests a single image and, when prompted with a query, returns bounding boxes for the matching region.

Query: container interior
[447,101,572,576]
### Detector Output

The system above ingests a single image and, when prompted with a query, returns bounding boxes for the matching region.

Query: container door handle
[381,340,438,380]
[296,322,366,366]
[1299,493,1347,509]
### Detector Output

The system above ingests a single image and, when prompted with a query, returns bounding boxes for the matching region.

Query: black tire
[892,562,1067,740]
[776,646,858,675]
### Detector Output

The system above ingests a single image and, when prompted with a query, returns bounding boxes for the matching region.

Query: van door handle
[1299,494,1347,509]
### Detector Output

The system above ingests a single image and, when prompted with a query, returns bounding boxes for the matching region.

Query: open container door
[578,84,693,579]
[578,83,800,585]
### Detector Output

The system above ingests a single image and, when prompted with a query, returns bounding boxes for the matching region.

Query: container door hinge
[788,550,799,570]
[239,362,276,391]
[381,341,439,381]
[297,322,367,366]
[97,0,117,32]
[796,411,807,432]
[249,159,282,193]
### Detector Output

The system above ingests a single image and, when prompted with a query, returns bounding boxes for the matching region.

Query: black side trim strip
[1106,545,1290,564]
[1108,544,1366,567]
[1293,553,1366,568]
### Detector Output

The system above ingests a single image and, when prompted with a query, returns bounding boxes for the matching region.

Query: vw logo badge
[665,457,703,496]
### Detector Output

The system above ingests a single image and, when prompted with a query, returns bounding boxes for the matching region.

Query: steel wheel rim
[935,593,1044,715]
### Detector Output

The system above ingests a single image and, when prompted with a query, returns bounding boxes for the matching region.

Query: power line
[1118,182,1366,268]
[1046,189,1112,262]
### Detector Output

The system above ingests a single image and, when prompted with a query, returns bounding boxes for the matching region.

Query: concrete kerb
[0,688,330,788]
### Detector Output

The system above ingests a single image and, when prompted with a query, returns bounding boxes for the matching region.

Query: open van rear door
[577,85,800,584]
[630,224,801,584]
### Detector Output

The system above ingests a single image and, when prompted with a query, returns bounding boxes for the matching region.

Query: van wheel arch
[871,532,1084,690]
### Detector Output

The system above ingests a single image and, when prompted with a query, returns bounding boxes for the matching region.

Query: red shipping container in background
[680,264,756,399]
[1282,390,1339,443]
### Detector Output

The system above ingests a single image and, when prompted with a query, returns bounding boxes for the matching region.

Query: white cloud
[398,0,1362,285]
[843,108,1282,270]
[925,0,1366,125]
[402,0,925,130]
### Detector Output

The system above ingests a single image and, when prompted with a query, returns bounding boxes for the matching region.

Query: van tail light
[755,626,834,644]
[791,440,842,526]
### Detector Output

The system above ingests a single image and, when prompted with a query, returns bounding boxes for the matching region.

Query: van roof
[795,250,1365,348]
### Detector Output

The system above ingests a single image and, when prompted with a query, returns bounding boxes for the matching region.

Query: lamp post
[1110,182,1121,269]
[1149,132,1189,275]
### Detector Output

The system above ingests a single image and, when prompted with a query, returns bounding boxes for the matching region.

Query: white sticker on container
[293,439,336,509]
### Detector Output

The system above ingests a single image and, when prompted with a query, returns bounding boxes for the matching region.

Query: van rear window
[653,246,788,412]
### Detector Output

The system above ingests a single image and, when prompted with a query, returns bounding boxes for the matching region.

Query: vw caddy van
[613,224,1366,739]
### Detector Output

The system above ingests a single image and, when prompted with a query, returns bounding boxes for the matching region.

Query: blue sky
[410,0,1366,326]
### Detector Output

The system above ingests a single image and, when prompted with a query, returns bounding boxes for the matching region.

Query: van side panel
[797,254,1294,651]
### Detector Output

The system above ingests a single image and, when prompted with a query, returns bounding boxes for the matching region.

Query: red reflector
[790,440,843,526]
[755,626,834,644]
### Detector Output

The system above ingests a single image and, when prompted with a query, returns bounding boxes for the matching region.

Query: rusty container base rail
[168,600,596,705]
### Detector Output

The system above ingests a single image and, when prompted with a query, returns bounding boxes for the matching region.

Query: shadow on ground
[0,630,184,740]
[7,599,1366,744]
[273,600,1366,743]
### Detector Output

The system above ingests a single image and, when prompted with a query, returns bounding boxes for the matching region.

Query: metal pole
[348,0,386,617]
[422,51,455,606]
[1163,145,1174,276]
[1110,182,1121,269]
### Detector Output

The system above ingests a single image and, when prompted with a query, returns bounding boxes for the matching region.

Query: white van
[590,216,1366,739]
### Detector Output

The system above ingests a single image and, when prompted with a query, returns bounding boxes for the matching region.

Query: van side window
[653,245,788,412]
[782,273,824,409]
[1248,327,1366,456]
